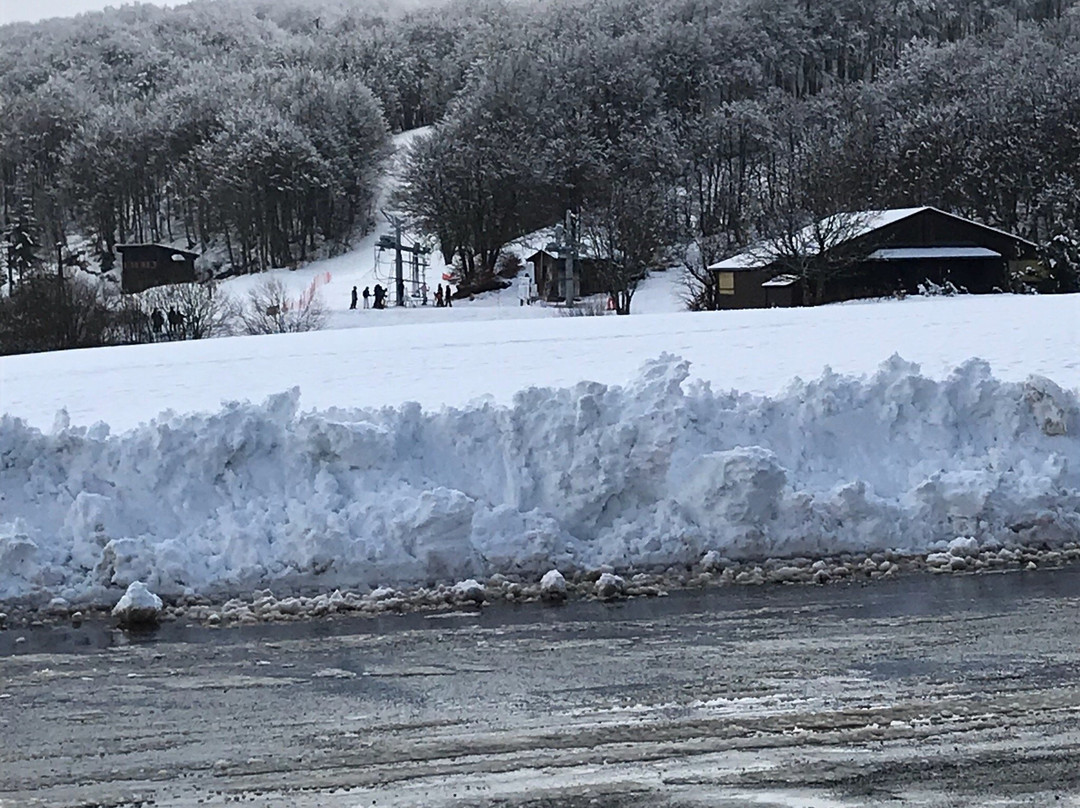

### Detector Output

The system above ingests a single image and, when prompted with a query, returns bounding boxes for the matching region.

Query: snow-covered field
[3,279,1080,606]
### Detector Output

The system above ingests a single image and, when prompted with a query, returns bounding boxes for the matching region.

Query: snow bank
[2,354,1079,605]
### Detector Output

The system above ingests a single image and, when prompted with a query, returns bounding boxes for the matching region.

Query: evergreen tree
[5,193,40,289]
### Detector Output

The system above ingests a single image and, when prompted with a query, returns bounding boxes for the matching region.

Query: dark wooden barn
[709,207,1041,309]
[525,249,608,301]
[117,244,200,294]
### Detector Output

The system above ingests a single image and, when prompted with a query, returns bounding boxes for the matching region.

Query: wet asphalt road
[3,568,1080,808]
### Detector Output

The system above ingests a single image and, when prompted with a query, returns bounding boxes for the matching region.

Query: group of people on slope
[350,283,453,310]
[150,307,186,336]
[350,285,387,309]
[432,283,453,307]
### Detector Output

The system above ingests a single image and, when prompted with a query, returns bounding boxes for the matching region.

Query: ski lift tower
[377,211,431,306]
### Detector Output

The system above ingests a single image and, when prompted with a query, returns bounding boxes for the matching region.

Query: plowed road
[3,569,1080,807]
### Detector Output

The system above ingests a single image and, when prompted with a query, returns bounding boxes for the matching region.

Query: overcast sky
[0,0,181,26]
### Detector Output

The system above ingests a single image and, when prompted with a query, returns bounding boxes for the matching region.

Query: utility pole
[545,209,579,306]
[56,241,65,306]
[394,217,404,307]
[411,248,426,305]
[564,209,577,307]
[56,242,66,347]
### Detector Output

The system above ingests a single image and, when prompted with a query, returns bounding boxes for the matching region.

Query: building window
[717,272,735,295]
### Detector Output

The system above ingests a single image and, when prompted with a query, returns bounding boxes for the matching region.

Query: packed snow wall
[2,354,1079,605]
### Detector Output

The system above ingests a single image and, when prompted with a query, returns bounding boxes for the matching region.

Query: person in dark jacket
[362,286,370,309]
[350,286,358,309]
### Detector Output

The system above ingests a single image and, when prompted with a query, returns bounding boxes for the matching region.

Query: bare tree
[148,282,239,340]
[107,292,155,345]
[774,211,876,305]
[0,272,112,355]
[738,209,878,306]
[581,176,674,315]
[681,236,735,311]
[240,278,327,335]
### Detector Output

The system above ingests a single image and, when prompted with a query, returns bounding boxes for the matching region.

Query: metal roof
[867,247,1001,260]
[709,208,928,271]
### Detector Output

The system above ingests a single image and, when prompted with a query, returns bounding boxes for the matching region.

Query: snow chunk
[451,578,485,603]
[1026,376,1069,436]
[539,569,567,602]
[700,551,728,572]
[947,536,980,557]
[111,581,163,626]
[312,667,357,679]
[926,552,953,568]
[595,572,626,600]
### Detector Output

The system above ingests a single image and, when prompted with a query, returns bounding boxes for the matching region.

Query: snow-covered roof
[710,252,767,271]
[867,247,1001,260]
[117,243,201,259]
[707,207,1037,272]
[710,208,928,271]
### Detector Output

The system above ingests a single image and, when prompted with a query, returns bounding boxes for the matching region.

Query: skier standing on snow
[362,286,370,309]
[350,286,358,310]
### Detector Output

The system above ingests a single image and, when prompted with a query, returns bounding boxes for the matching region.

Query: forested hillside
[0,0,472,279]
[2,0,1079,302]
[394,0,1080,303]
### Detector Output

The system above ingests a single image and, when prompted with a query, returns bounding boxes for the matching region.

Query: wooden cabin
[709,207,1041,309]
[117,244,200,294]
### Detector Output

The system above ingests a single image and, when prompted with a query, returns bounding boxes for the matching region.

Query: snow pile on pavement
[2,354,1079,606]
[111,581,164,625]
[540,569,568,601]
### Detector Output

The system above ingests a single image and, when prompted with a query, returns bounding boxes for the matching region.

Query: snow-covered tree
[3,0,1080,296]
[580,126,679,315]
